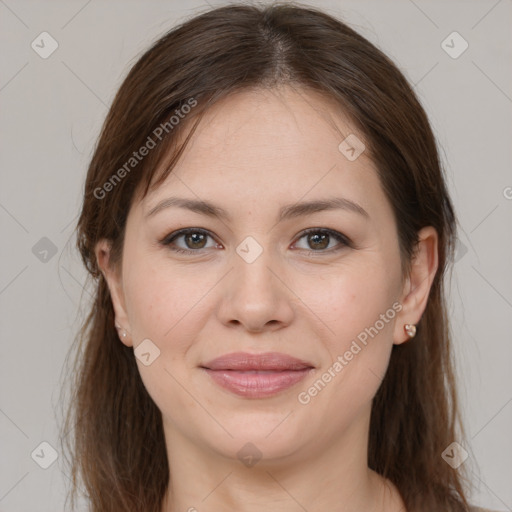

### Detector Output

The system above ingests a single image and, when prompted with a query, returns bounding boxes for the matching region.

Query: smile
[202,368,314,398]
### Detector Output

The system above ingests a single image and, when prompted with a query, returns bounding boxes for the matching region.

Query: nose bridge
[217,235,294,331]
[235,248,275,295]
[233,236,280,305]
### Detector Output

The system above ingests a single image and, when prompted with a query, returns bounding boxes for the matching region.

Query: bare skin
[96,85,438,512]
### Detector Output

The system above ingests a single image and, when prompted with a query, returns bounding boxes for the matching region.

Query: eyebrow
[145,196,369,222]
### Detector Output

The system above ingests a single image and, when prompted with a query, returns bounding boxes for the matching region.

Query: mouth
[200,352,315,398]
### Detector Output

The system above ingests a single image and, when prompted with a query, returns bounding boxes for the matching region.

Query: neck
[160,410,404,512]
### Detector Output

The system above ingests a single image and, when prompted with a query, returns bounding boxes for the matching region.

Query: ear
[95,238,133,347]
[393,226,439,345]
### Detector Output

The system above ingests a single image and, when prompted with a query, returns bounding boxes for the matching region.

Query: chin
[203,414,308,460]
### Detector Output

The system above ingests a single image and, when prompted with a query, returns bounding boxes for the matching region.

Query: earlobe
[114,323,129,342]
[393,226,439,345]
[94,239,133,347]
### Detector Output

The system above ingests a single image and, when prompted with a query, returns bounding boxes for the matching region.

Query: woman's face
[98,86,428,465]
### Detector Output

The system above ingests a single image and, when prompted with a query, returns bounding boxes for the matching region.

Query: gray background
[1,0,511,510]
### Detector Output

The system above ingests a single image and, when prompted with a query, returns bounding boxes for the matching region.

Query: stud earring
[115,323,128,340]
[404,324,417,339]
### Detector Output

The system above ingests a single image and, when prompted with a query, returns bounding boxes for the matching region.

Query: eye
[160,228,221,254]
[292,228,351,253]
[160,227,351,256]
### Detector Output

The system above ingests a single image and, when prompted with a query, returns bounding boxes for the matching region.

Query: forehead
[138,86,388,222]
[181,86,363,162]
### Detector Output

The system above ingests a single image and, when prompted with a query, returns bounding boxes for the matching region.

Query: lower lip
[203,368,313,398]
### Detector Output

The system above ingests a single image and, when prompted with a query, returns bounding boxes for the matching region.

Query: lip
[202,351,314,371]
[201,352,314,398]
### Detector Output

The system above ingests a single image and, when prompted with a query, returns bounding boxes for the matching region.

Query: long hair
[60,3,472,511]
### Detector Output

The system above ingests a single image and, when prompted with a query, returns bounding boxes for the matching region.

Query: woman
[61,3,494,511]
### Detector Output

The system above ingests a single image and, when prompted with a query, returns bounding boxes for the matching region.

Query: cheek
[300,263,398,396]
[121,257,212,418]
[302,260,399,346]
[123,252,218,352]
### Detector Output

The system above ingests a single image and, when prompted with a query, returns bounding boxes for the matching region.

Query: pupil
[309,233,329,250]
[186,233,206,249]
[183,232,330,250]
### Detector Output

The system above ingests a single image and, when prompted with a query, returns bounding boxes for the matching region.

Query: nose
[216,248,295,333]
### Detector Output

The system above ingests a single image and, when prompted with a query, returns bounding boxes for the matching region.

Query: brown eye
[161,228,218,254]
[183,232,207,249]
[293,229,350,253]
[306,232,330,250]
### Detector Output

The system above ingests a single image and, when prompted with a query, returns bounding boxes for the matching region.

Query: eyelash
[160,227,352,256]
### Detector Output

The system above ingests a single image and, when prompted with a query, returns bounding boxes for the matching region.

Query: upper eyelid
[293,229,350,250]
[162,227,350,249]
[162,227,211,243]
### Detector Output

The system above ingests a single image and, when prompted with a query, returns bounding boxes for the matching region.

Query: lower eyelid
[293,230,350,250]
[162,229,350,253]
[166,232,218,251]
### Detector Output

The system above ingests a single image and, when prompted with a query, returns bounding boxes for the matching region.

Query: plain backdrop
[0,0,511,510]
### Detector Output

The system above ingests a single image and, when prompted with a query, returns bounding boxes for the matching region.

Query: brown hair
[61,2,473,511]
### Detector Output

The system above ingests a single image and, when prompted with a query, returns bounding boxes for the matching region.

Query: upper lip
[201,352,314,371]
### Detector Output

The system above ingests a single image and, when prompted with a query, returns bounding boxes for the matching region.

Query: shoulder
[469,506,500,512]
